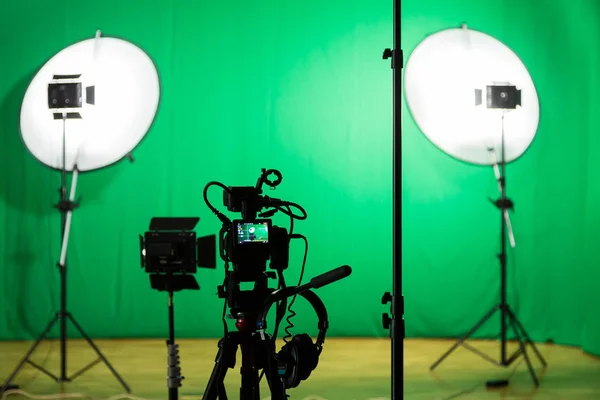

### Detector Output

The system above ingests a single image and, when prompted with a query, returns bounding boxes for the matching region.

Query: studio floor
[1,338,599,400]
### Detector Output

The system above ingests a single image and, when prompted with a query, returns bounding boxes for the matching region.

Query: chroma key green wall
[0,0,599,359]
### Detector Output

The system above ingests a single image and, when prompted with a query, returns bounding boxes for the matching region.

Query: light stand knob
[167,343,184,389]
[382,292,392,331]
[382,313,391,330]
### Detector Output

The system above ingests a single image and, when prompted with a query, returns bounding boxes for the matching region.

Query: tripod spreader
[54,198,81,212]
[489,197,514,211]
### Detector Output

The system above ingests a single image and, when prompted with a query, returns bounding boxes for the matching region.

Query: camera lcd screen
[236,221,269,244]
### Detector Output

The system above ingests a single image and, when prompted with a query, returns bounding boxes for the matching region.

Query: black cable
[271,270,287,343]
[282,234,308,344]
[203,181,232,226]
[271,201,307,220]
[258,204,295,384]
[220,262,229,337]
[270,205,295,340]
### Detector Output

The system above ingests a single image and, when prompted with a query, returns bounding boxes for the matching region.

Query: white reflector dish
[20,32,160,171]
[404,26,539,165]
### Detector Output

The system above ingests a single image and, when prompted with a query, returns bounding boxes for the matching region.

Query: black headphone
[258,288,329,389]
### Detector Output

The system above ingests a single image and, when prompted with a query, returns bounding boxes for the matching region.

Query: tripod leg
[1,314,59,392]
[239,335,260,400]
[66,314,130,393]
[264,355,285,400]
[507,315,539,387]
[506,308,547,367]
[203,335,238,400]
[431,305,499,370]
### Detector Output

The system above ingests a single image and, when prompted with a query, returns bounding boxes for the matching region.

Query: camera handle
[255,168,282,191]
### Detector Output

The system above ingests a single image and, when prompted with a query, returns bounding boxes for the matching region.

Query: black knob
[382,292,392,304]
[382,313,391,330]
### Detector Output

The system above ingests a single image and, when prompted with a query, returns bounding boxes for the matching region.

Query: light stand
[381,0,404,398]
[150,274,199,400]
[430,87,547,387]
[1,112,130,393]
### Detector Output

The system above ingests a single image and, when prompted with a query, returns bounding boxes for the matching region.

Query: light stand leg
[506,314,538,386]
[506,308,547,367]
[0,315,60,392]
[430,305,500,370]
[66,314,130,391]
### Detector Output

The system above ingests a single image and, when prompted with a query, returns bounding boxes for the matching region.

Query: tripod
[202,313,286,400]
[202,265,352,400]
[430,113,547,387]
[1,115,129,393]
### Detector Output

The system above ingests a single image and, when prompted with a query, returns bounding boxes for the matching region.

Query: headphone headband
[258,287,329,348]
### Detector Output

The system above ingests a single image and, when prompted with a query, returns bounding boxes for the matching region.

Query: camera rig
[200,168,352,399]
[205,168,305,318]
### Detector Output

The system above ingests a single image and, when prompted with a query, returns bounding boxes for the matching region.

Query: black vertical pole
[382,0,404,399]
[60,114,68,382]
[392,0,403,395]
[500,114,507,365]
[168,292,177,400]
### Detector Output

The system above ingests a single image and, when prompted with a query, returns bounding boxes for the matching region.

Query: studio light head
[47,74,87,119]
[404,25,540,165]
[20,30,160,172]
[139,217,217,291]
[475,84,522,110]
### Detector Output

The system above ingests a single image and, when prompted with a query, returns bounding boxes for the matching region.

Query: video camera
[204,168,307,317]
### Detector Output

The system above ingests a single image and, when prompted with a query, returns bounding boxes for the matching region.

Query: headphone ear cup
[279,334,320,388]
[293,333,319,380]
[278,341,300,388]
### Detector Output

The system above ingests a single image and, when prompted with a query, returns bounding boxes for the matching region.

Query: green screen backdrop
[1,0,599,359]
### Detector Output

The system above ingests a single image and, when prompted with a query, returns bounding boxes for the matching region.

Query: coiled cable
[282,234,308,343]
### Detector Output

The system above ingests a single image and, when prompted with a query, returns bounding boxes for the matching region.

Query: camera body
[223,219,290,281]
[231,219,271,262]
[211,169,294,315]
